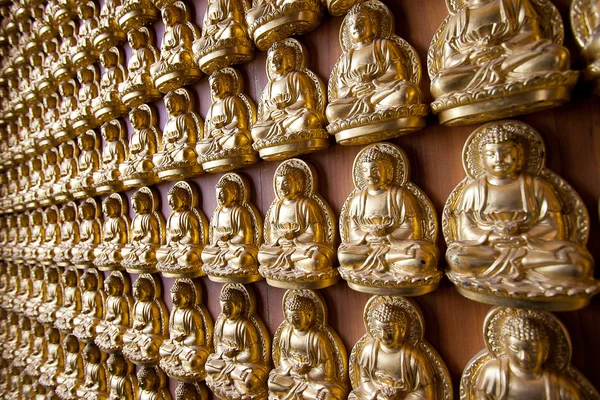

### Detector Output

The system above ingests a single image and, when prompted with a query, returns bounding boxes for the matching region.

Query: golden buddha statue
[349,296,452,400]
[94,194,131,271]
[38,39,61,95]
[15,213,31,263]
[197,68,259,172]
[55,334,84,400]
[93,48,129,123]
[159,279,213,381]
[92,0,126,51]
[206,284,270,399]
[571,0,600,93]
[71,198,102,268]
[76,342,108,399]
[116,0,159,32]
[428,0,579,126]
[71,65,101,135]
[70,129,101,199]
[137,366,172,400]
[53,80,79,143]
[269,290,348,400]
[25,265,46,319]
[13,316,33,368]
[23,157,44,208]
[72,269,105,342]
[259,159,337,289]
[1,312,20,362]
[14,164,30,212]
[53,140,79,203]
[38,266,64,326]
[152,88,204,179]
[338,143,442,295]
[193,0,253,73]
[25,105,45,157]
[3,264,19,310]
[202,173,263,283]
[122,187,166,274]
[123,274,169,365]
[156,181,208,278]
[95,271,133,353]
[119,104,162,186]
[251,39,328,160]
[175,382,208,400]
[93,119,128,193]
[25,211,46,264]
[107,353,137,400]
[39,328,64,390]
[119,27,161,107]
[39,148,61,206]
[54,268,82,333]
[72,1,100,69]
[443,120,598,310]
[40,95,60,149]
[13,265,33,315]
[150,1,202,92]
[23,321,48,378]
[461,307,600,400]
[53,21,79,83]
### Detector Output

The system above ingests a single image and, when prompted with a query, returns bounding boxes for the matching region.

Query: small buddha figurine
[461,307,600,400]
[156,181,208,278]
[137,366,172,400]
[443,121,598,310]
[571,0,600,93]
[72,269,105,342]
[13,265,33,315]
[93,48,129,123]
[206,284,270,399]
[54,268,82,333]
[25,265,46,318]
[39,39,60,95]
[428,0,578,126]
[76,342,108,399]
[53,21,79,83]
[150,1,202,92]
[23,321,48,378]
[119,27,161,107]
[93,119,128,193]
[193,0,254,73]
[25,210,46,264]
[197,68,259,172]
[123,274,169,365]
[25,105,46,157]
[13,316,34,368]
[116,0,159,32]
[349,296,452,400]
[54,80,80,142]
[95,271,133,353]
[152,88,204,180]
[24,156,45,207]
[326,1,427,145]
[269,290,348,400]
[56,334,84,400]
[94,194,131,271]
[119,104,162,186]
[53,140,79,203]
[38,266,64,326]
[39,328,65,389]
[92,0,126,50]
[245,0,322,51]
[15,213,31,263]
[1,312,20,361]
[107,353,137,400]
[202,173,263,283]
[175,382,207,400]
[251,39,328,160]
[258,159,338,289]
[72,1,100,69]
[71,65,101,134]
[40,95,60,150]
[122,187,166,274]
[40,149,61,205]
[159,279,213,381]
[338,143,442,295]
[71,198,101,268]
[70,129,101,199]
[3,265,19,311]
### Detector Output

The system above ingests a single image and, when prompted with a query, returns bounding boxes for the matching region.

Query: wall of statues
[0,0,599,398]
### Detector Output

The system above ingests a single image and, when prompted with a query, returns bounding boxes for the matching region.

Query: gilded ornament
[122,186,166,274]
[203,173,263,283]
[39,328,64,389]
[23,321,48,378]
[107,353,138,400]
[71,65,101,135]
[72,269,105,342]
[137,366,172,400]
[428,0,579,126]
[338,143,442,295]
[71,198,102,268]
[159,278,213,381]
[54,267,82,333]
[123,274,169,365]
[72,1,100,69]
[192,0,254,74]
[176,382,208,399]
[93,119,128,193]
[152,88,204,180]
[38,266,64,326]
[55,334,84,400]
[461,307,600,400]
[52,21,79,83]
[116,0,160,32]
[259,159,338,289]
[52,140,79,203]
[571,0,600,93]
[94,194,131,271]
[95,271,134,353]
[150,1,202,92]
[206,283,270,399]
[92,48,130,123]
[70,129,101,199]
[443,120,598,310]
[53,79,80,143]
[197,68,259,172]
[269,289,348,399]
[92,0,127,51]
[119,104,162,187]
[251,39,329,160]
[76,342,108,399]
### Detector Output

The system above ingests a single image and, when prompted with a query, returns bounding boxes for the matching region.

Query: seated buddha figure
[93,0,126,50]
[3,265,19,312]
[193,0,253,73]
[251,39,328,160]
[119,28,161,107]
[72,1,100,69]
[269,290,348,400]
[40,95,60,149]
[96,272,132,353]
[23,157,44,207]
[73,270,104,342]
[70,130,101,199]
[159,279,212,381]
[444,121,597,309]
[119,104,161,186]
[572,0,600,92]
[202,174,262,282]
[76,343,108,399]
[40,149,61,205]
[54,268,82,333]
[53,80,79,142]
[196,68,258,172]
[25,265,46,318]
[1,312,20,361]
[152,89,203,179]
[326,1,426,145]
[94,195,130,270]
[93,120,128,193]
[52,21,78,82]
[428,0,577,126]
[338,143,441,295]
[71,66,100,134]
[38,267,63,326]
[25,210,45,264]
[150,1,202,92]
[56,334,84,400]
[258,159,337,289]
[93,48,129,123]
[23,321,48,378]
[107,353,137,400]
[157,182,208,278]
[138,366,172,400]
[122,187,165,273]
[39,39,60,94]
[206,284,270,399]
[13,266,33,315]
[13,316,34,368]
[71,199,101,267]
[123,274,168,365]
[53,141,79,203]
[39,328,64,389]
[16,212,32,260]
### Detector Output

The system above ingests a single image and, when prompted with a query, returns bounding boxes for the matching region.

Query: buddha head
[372,303,407,348]
[78,2,94,20]
[77,67,94,85]
[59,142,74,159]
[104,273,123,296]
[269,42,296,77]
[44,149,57,165]
[20,316,31,331]
[480,126,525,180]
[209,70,234,100]
[30,157,43,172]
[80,270,98,291]
[60,204,76,222]
[78,201,96,221]
[102,196,121,218]
[216,179,240,208]
[46,267,59,284]
[100,49,118,69]
[30,103,42,119]
[18,213,29,228]
[138,366,159,391]
[275,164,304,200]
[62,268,77,288]
[33,321,44,338]
[78,131,96,151]
[101,121,120,142]
[285,294,314,332]
[220,286,245,320]
[162,3,184,26]
[176,382,199,400]
[59,81,75,97]
[58,22,73,38]
[47,327,60,344]
[132,189,151,214]
[8,312,18,326]
[18,67,29,79]
[130,106,150,130]
[501,315,549,376]
[82,342,100,363]
[33,265,44,280]
[64,334,79,353]
[31,210,43,226]
[31,52,42,67]
[165,91,187,116]
[127,29,148,50]
[43,39,57,54]
[107,353,126,376]
[134,276,154,302]
[171,279,195,309]
[167,185,190,212]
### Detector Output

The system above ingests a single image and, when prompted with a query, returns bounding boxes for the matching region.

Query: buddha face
[168,189,188,212]
[130,108,149,129]
[78,4,93,19]
[60,144,73,158]
[100,51,117,68]
[63,271,76,287]
[128,30,146,49]
[166,93,185,116]
[505,335,547,374]
[132,194,150,214]
[78,69,93,84]
[286,308,313,331]
[43,41,56,54]
[139,370,158,390]
[79,203,94,220]
[374,319,405,347]
[108,358,124,375]
[46,269,58,283]
[102,124,120,142]
[83,347,99,363]
[65,337,78,353]
[270,47,294,76]
[221,299,242,320]
[104,278,122,296]
[48,329,60,344]
[210,74,233,99]
[60,82,74,96]
[276,175,301,199]
[79,135,94,150]
[103,199,120,218]
[31,105,42,118]
[135,280,153,301]
[482,142,522,179]
[81,273,96,291]
[216,186,236,207]
[163,5,183,26]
